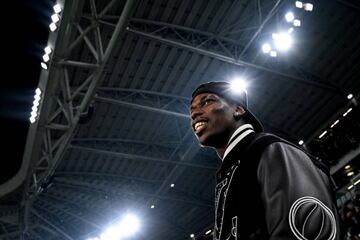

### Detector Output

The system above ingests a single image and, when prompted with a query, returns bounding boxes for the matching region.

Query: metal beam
[126,27,342,92]
[69,144,217,170]
[55,178,213,208]
[239,0,281,57]
[94,94,189,118]
[31,209,74,240]
[55,171,163,184]
[36,197,101,230]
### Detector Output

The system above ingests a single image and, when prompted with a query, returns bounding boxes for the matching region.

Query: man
[190,81,340,240]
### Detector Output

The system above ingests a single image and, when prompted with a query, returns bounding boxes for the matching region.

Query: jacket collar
[222,124,255,160]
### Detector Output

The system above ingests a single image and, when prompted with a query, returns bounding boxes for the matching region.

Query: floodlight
[49,22,57,31]
[42,54,50,62]
[270,50,277,57]
[273,32,293,51]
[343,108,352,117]
[190,234,195,238]
[295,1,303,8]
[53,4,62,13]
[298,140,304,145]
[330,120,339,128]
[304,3,313,11]
[30,111,37,118]
[32,105,38,112]
[293,19,301,27]
[272,33,278,40]
[44,46,52,54]
[355,179,360,185]
[347,93,353,99]
[151,204,155,208]
[348,185,354,190]
[345,165,351,170]
[51,14,60,23]
[41,62,48,69]
[285,12,295,22]
[29,116,36,123]
[230,78,247,94]
[170,183,175,188]
[33,99,40,107]
[34,95,41,101]
[205,229,212,235]
[35,88,42,95]
[262,43,271,53]
[347,171,354,177]
[318,130,327,139]
[288,27,294,33]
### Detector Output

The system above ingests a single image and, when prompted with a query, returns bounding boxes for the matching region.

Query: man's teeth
[195,121,207,131]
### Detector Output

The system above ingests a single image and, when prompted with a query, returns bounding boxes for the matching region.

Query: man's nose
[191,107,202,120]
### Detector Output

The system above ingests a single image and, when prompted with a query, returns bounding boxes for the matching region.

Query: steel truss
[16,0,138,238]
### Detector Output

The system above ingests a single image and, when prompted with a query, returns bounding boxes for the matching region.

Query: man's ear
[235,106,246,115]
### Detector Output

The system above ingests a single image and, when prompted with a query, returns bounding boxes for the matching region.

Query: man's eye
[203,99,214,106]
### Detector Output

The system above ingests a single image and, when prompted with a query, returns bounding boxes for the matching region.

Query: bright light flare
[230,78,248,94]
[298,140,304,145]
[347,93,353,99]
[285,12,295,22]
[273,32,293,51]
[100,214,140,240]
[262,43,271,53]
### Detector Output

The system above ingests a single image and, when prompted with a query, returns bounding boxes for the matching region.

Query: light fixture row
[29,88,42,124]
[49,3,62,32]
[298,94,354,145]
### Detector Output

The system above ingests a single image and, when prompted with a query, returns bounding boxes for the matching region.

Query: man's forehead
[191,92,221,104]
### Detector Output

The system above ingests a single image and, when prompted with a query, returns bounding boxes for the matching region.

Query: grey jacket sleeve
[257,142,339,240]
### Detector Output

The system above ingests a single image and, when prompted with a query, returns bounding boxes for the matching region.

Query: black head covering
[191,81,264,132]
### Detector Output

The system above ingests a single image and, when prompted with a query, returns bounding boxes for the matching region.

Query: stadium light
[304,3,313,11]
[44,46,52,54]
[293,19,301,27]
[298,140,304,145]
[53,4,62,14]
[318,130,327,139]
[170,183,175,188]
[347,93,353,99]
[190,234,195,238]
[30,88,42,124]
[288,27,294,33]
[343,108,352,117]
[330,120,339,128]
[51,14,60,23]
[270,50,277,57]
[42,54,50,62]
[49,22,57,31]
[41,62,48,69]
[150,204,155,208]
[295,1,303,8]
[285,12,295,22]
[262,43,271,53]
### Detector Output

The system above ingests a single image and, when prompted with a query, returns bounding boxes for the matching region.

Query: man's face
[190,93,237,147]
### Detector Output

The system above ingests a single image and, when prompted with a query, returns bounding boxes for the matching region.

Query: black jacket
[214,132,340,240]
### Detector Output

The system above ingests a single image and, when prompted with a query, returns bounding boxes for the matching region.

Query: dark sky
[0,0,54,183]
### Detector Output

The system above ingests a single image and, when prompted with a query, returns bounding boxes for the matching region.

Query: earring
[234,112,241,119]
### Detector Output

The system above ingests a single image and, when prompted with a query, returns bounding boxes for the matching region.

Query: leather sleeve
[257,142,339,240]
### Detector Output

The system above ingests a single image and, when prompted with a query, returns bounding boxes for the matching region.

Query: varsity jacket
[214,125,340,240]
